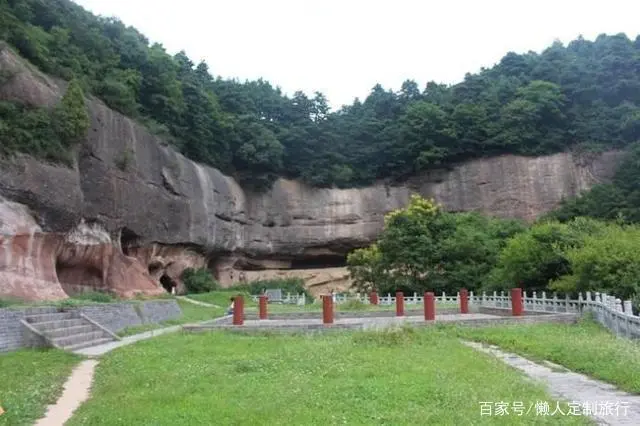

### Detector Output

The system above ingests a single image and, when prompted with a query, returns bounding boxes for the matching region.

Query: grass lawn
[68,328,587,425]
[117,300,226,337]
[454,317,640,394]
[0,349,82,426]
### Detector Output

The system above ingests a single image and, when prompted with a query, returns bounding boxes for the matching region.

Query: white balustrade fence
[250,289,639,339]
[251,293,306,305]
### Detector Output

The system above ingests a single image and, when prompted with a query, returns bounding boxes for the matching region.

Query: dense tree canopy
[2,1,640,189]
[347,195,525,294]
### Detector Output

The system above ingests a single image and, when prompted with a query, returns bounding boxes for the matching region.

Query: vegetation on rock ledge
[2,1,640,188]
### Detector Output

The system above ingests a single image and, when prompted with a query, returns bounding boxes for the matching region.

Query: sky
[73,0,640,110]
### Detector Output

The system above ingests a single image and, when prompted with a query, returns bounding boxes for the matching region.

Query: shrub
[182,268,219,294]
[51,79,90,145]
[550,223,640,301]
[486,220,590,292]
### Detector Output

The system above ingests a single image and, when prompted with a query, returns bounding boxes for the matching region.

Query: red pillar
[511,288,523,316]
[460,288,469,314]
[369,291,379,305]
[396,291,404,316]
[232,295,244,326]
[322,294,334,324]
[424,292,435,320]
[259,295,268,320]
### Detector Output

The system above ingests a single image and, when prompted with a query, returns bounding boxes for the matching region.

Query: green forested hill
[2,0,640,190]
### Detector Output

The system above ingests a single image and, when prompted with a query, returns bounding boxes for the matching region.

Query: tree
[486,218,603,292]
[52,78,89,145]
[347,195,524,294]
[550,223,640,301]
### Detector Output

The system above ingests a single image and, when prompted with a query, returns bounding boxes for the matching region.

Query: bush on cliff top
[0,79,89,165]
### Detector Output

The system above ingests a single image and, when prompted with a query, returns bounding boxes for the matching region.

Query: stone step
[63,337,114,352]
[52,331,108,348]
[45,325,95,339]
[25,312,79,324]
[31,318,86,332]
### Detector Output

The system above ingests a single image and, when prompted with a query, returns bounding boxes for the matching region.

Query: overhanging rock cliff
[0,46,625,300]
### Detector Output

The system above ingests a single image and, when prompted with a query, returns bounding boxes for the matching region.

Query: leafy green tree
[486,218,605,292]
[346,244,387,292]
[347,195,525,294]
[550,223,640,303]
[51,79,89,145]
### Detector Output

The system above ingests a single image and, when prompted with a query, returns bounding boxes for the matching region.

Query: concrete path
[464,341,640,425]
[177,296,220,308]
[34,360,98,426]
[73,315,232,357]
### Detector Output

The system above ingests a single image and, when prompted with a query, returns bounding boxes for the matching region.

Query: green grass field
[0,349,82,426]
[454,317,640,394]
[67,327,589,425]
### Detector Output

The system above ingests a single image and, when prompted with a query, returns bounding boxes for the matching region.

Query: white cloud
[73,0,640,110]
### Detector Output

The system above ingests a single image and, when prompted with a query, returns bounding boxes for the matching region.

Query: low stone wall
[0,299,182,353]
[0,306,59,352]
[187,312,579,333]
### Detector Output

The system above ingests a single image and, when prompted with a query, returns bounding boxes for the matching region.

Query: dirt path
[34,360,98,426]
[177,295,220,308]
[464,341,640,425]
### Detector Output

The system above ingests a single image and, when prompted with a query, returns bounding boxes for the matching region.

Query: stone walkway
[73,315,232,356]
[34,360,98,426]
[176,296,220,308]
[463,341,640,425]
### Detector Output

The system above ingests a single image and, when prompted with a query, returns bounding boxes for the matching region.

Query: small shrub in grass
[182,268,219,294]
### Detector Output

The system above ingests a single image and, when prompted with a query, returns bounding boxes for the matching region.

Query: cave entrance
[119,227,140,256]
[55,260,105,297]
[159,274,176,293]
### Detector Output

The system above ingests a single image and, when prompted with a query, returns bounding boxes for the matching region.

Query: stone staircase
[22,307,118,351]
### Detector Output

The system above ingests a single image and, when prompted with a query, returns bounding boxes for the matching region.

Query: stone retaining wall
[0,299,182,352]
[186,312,579,334]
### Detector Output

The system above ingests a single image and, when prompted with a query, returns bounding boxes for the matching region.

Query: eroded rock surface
[0,45,626,300]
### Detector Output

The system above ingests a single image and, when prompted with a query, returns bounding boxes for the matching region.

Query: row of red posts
[231,288,524,326]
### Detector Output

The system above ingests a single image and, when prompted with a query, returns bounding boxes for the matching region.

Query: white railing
[249,290,639,338]
[325,290,640,339]
[250,293,306,305]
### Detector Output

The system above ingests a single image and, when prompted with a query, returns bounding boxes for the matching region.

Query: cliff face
[0,46,625,300]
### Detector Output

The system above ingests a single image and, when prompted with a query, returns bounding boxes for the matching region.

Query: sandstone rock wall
[0,46,626,300]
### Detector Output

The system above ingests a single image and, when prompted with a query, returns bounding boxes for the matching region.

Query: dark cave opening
[159,274,176,293]
[148,261,163,277]
[119,227,141,256]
